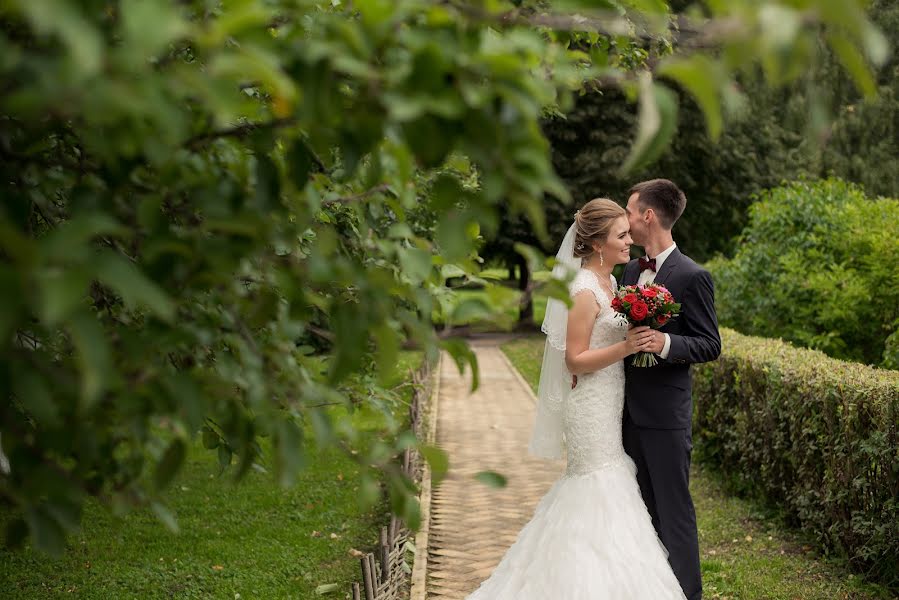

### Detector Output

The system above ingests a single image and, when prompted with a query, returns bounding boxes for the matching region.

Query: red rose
[657,314,669,325]
[622,293,638,304]
[641,288,658,298]
[611,297,623,311]
[629,301,649,321]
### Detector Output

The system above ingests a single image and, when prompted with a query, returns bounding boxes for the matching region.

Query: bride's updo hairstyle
[573,198,626,260]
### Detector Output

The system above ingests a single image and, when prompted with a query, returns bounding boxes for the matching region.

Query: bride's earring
[600,249,604,267]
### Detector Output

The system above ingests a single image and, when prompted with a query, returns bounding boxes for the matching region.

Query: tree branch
[183,117,296,150]
[443,1,748,51]
[307,324,334,342]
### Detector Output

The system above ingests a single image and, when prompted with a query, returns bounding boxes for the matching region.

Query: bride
[466,198,686,599]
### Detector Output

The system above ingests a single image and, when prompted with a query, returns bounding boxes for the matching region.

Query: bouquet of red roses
[611,283,681,367]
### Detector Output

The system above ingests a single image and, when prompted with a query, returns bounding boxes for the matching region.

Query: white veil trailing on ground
[528,222,581,460]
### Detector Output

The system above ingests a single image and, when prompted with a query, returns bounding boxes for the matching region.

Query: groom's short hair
[629,179,686,230]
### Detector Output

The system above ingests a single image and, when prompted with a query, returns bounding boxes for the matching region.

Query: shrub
[707,178,899,367]
[694,328,899,587]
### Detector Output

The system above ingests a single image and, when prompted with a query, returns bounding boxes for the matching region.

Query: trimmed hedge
[694,328,899,587]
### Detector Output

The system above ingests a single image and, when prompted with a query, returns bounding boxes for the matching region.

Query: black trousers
[623,410,702,600]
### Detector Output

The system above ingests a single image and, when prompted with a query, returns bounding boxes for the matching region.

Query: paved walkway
[424,339,564,599]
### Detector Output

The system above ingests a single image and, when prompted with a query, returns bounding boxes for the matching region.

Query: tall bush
[694,329,899,588]
[707,178,899,366]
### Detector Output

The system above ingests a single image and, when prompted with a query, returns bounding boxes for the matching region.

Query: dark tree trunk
[516,255,533,325]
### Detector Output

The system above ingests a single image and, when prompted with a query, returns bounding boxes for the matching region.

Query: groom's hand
[629,325,665,354]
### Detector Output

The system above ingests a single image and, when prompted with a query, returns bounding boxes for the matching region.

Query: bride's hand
[625,326,653,355]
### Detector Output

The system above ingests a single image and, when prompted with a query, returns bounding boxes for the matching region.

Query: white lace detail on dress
[563,269,629,476]
[569,270,618,312]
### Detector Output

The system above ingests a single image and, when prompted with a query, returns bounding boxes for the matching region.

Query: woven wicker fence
[351,359,433,600]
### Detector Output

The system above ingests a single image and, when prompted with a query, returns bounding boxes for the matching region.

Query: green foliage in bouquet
[694,328,899,589]
[707,179,899,367]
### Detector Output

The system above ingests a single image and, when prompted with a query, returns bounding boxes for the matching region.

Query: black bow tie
[638,257,657,273]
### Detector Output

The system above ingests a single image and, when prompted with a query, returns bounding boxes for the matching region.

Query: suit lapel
[652,247,681,286]
[623,260,639,286]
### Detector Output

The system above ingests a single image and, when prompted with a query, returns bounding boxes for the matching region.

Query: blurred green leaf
[218,445,233,473]
[861,22,889,67]
[4,518,29,550]
[120,0,189,60]
[830,33,877,97]
[13,370,58,426]
[286,140,315,190]
[450,297,492,325]
[36,267,88,326]
[163,374,206,432]
[620,74,678,174]
[436,212,474,262]
[419,445,449,486]
[202,426,220,450]
[373,323,400,385]
[19,0,102,75]
[154,438,187,491]
[275,419,305,488]
[40,214,126,262]
[402,116,455,168]
[354,0,395,31]
[67,312,112,409]
[315,583,340,595]
[440,338,479,391]
[659,55,723,141]
[254,154,282,211]
[24,505,66,557]
[399,247,433,284]
[94,251,175,322]
[150,501,180,534]
[475,470,507,488]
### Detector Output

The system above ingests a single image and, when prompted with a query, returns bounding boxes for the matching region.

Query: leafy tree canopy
[0,0,887,553]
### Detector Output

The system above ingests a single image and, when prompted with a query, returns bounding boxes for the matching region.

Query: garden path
[423,339,563,600]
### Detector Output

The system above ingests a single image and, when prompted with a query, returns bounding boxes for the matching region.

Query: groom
[621,179,721,600]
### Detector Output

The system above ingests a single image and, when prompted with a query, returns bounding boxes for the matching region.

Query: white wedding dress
[466,269,687,599]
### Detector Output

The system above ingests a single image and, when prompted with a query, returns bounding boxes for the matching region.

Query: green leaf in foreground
[93,250,175,322]
[420,445,449,486]
[24,505,66,557]
[658,55,723,140]
[315,583,339,595]
[154,438,187,491]
[440,338,479,392]
[150,500,180,534]
[475,470,507,488]
[620,73,679,174]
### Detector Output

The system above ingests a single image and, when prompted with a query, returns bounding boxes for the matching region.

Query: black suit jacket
[622,248,721,429]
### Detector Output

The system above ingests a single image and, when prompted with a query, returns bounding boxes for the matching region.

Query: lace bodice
[564,269,629,476]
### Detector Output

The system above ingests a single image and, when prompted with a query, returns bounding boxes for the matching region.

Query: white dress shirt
[637,243,677,359]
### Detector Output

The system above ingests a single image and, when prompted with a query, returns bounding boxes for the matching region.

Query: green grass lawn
[0,352,424,599]
[500,335,895,600]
